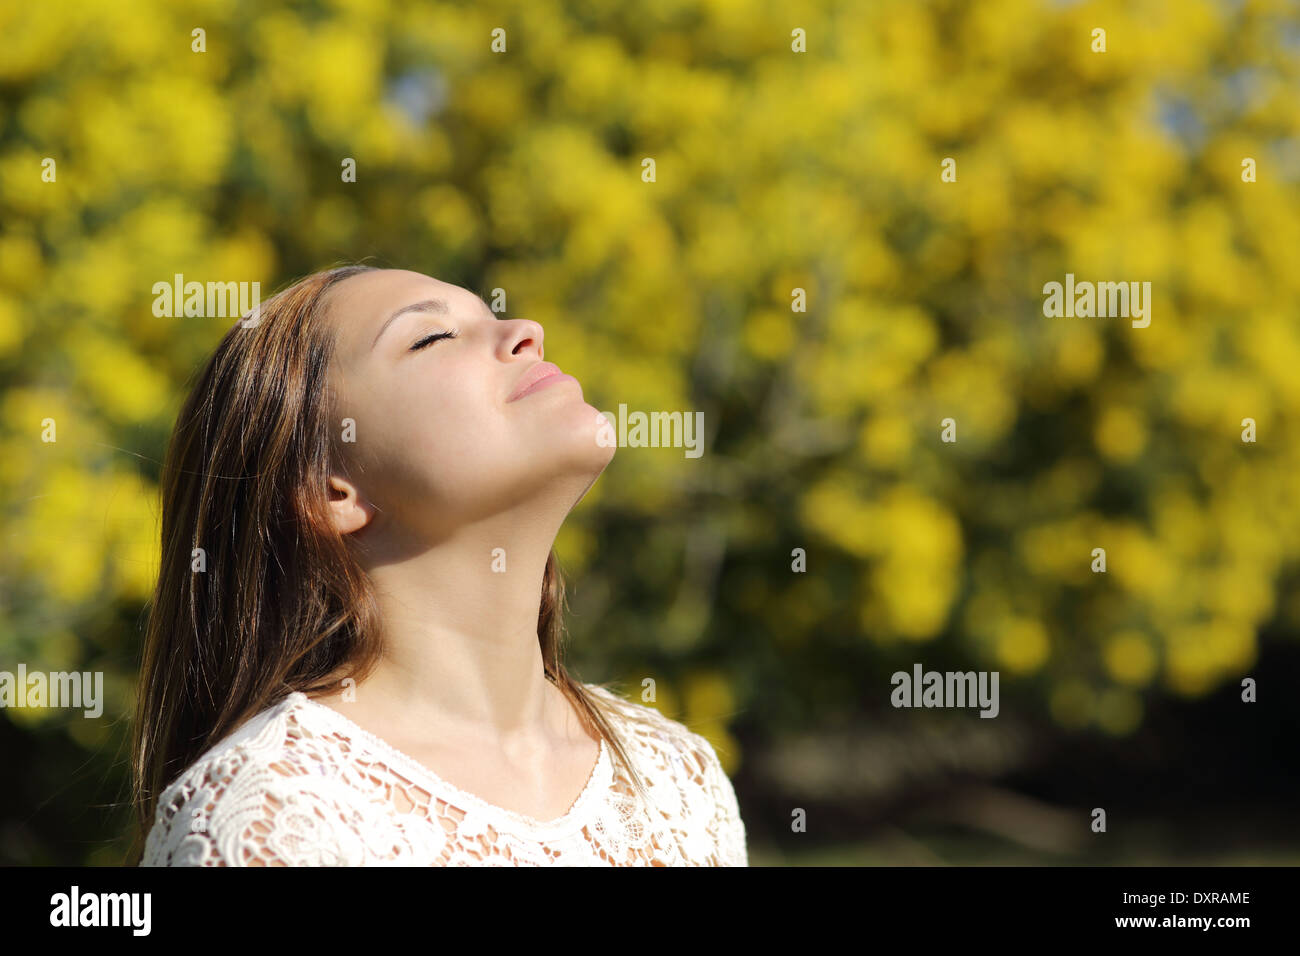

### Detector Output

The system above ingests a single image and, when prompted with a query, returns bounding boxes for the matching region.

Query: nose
[507,318,545,360]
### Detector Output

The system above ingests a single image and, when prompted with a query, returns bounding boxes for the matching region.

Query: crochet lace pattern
[141,683,747,866]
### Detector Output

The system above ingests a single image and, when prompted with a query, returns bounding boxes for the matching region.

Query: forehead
[326,269,483,355]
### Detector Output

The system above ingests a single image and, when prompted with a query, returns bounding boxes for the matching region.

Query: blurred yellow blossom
[996,617,1051,674]
[1103,630,1159,686]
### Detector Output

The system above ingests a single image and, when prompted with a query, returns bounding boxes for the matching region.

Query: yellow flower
[0,294,22,357]
[1103,630,1158,686]
[1094,406,1147,462]
[742,308,796,361]
[858,413,912,469]
[996,618,1050,674]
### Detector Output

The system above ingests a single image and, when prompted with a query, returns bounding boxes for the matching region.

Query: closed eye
[410,328,459,351]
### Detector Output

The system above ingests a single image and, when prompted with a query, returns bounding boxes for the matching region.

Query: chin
[516,395,617,486]
[573,411,618,470]
[554,398,616,451]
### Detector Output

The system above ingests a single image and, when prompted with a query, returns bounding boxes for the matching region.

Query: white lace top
[140,683,748,866]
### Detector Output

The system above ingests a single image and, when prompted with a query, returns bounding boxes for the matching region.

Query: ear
[328,474,374,535]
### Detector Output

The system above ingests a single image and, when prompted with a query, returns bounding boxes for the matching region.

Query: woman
[130,265,747,866]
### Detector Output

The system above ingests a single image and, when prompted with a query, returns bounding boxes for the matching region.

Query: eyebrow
[371,298,450,351]
[371,294,503,352]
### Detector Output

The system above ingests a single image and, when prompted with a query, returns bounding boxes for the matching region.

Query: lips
[507,361,564,402]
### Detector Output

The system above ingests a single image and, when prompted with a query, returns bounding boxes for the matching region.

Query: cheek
[385,371,517,482]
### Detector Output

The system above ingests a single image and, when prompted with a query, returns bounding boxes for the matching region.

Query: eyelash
[410,328,460,351]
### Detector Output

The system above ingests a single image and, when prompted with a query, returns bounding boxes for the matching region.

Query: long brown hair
[129,264,647,864]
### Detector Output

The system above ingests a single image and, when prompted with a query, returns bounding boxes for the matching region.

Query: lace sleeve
[696,735,749,867]
[141,751,371,867]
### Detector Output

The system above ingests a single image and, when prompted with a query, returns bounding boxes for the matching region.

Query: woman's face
[323,269,614,539]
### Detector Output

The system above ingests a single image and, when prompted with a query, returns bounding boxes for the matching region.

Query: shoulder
[581,682,748,866]
[582,681,723,776]
[140,693,375,866]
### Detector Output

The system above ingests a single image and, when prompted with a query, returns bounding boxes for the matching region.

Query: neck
[346,506,572,746]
